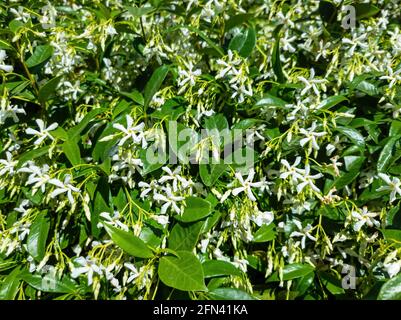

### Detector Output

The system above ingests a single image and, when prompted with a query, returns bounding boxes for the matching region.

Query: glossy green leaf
[0,267,21,300]
[27,212,50,262]
[21,272,77,294]
[26,45,54,68]
[178,197,212,223]
[38,76,62,104]
[168,220,204,251]
[144,65,169,107]
[208,288,257,300]
[202,260,242,278]
[104,223,154,258]
[62,139,81,166]
[228,27,256,58]
[355,4,380,20]
[158,251,206,291]
[378,273,401,300]
[199,162,227,187]
[252,223,276,242]
[377,136,401,173]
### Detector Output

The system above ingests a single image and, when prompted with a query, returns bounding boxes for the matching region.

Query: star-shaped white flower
[113,115,146,147]
[232,168,265,201]
[26,119,58,145]
[377,173,401,203]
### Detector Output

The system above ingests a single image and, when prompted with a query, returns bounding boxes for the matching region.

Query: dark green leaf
[26,45,54,68]
[144,65,169,107]
[202,260,242,278]
[27,212,50,262]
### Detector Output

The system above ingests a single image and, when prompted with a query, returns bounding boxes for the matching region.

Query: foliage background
[1,0,401,300]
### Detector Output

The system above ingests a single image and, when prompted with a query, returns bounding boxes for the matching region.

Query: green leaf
[208,288,257,300]
[199,162,227,187]
[0,267,21,300]
[158,251,207,291]
[378,273,401,300]
[26,45,54,68]
[355,4,380,20]
[168,220,204,251]
[178,197,212,223]
[382,229,401,248]
[255,93,286,108]
[337,126,365,151]
[62,139,81,166]
[68,108,105,139]
[119,90,144,105]
[202,260,242,278]
[377,136,401,173]
[27,212,50,262]
[38,76,62,104]
[272,25,285,83]
[317,95,348,111]
[204,114,229,132]
[144,65,169,107]
[252,223,276,242]
[104,223,154,258]
[268,263,315,282]
[139,147,167,175]
[228,27,256,58]
[125,6,155,17]
[21,272,77,294]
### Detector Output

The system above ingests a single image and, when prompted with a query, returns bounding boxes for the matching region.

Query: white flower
[351,206,380,231]
[0,50,13,73]
[138,180,159,199]
[105,24,118,36]
[290,220,317,249]
[0,97,26,124]
[71,257,103,286]
[232,168,265,201]
[297,68,327,96]
[124,263,140,285]
[49,175,80,205]
[9,6,31,23]
[177,61,201,93]
[380,65,401,89]
[158,166,188,192]
[153,186,185,215]
[296,164,323,194]
[19,163,51,194]
[26,119,58,145]
[113,115,146,147]
[299,121,327,152]
[377,173,401,203]
[280,157,305,183]
[252,211,274,227]
[100,211,129,231]
[0,152,18,176]
[152,214,169,226]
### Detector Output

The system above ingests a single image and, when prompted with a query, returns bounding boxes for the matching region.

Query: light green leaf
[199,162,227,187]
[158,251,207,291]
[104,223,154,258]
[377,136,401,173]
[168,220,204,251]
[177,197,212,223]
